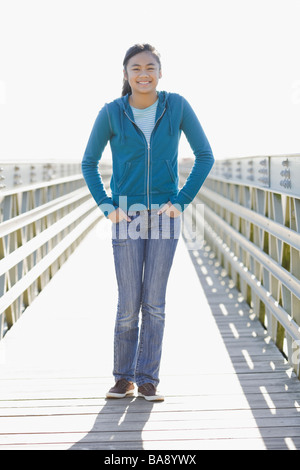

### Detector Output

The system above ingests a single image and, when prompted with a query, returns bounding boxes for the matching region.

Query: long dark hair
[122,43,161,97]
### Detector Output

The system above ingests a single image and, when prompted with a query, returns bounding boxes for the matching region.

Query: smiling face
[124,51,162,98]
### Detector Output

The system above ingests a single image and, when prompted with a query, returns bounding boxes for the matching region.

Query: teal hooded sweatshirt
[82,91,214,216]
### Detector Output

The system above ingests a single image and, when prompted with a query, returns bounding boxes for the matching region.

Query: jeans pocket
[160,212,181,239]
[112,220,128,245]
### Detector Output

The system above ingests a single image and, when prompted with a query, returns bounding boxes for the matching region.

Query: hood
[115,91,173,144]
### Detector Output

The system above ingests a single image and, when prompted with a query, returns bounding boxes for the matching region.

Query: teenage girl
[82,43,214,401]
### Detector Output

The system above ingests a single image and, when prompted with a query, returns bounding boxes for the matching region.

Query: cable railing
[0,161,109,339]
[180,154,300,378]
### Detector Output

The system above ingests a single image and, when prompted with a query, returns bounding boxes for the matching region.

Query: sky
[0,0,300,163]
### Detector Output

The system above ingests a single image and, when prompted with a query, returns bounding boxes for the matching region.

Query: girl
[82,43,214,401]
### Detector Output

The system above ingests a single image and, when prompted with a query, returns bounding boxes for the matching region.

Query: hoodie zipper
[124,107,166,210]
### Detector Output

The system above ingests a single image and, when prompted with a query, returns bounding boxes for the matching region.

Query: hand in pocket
[108,208,131,223]
[157,201,181,218]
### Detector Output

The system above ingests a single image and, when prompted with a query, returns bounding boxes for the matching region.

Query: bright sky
[0,0,299,162]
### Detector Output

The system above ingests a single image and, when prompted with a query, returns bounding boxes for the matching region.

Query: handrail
[205,219,300,345]
[180,154,300,378]
[0,187,90,237]
[203,204,300,300]
[0,208,100,316]
[0,161,110,339]
[201,186,300,251]
[0,198,96,276]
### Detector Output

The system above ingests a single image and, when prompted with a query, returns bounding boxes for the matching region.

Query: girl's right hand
[107,208,131,223]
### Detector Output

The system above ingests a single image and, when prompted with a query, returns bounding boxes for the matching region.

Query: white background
[0,0,299,162]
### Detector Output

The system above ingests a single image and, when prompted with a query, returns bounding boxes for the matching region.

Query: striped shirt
[131,99,158,145]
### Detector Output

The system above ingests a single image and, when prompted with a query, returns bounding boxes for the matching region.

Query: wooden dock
[1,217,300,450]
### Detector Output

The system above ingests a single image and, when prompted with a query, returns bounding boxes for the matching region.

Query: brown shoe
[138,383,164,402]
[106,379,135,398]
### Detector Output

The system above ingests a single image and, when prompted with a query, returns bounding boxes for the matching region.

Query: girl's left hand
[157,201,181,218]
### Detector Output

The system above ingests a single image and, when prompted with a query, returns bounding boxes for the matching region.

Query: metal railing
[2,156,300,379]
[180,154,300,378]
[0,161,109,339]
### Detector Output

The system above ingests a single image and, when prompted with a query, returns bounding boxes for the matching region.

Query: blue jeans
[111,209,181,387]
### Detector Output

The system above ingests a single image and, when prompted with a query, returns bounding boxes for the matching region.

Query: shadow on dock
[186,239,300,450]
[70,397,154,450]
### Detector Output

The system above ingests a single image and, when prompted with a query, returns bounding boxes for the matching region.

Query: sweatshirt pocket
[117,162,132,189]
[165,160,176,183]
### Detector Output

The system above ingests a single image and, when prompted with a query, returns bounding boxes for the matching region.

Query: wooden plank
[0,438,295,450]
[0,384,299,402]
[1,425,300,447]
[1,406,300,420]
[0,439,268,450]
[0,377,299,400]
[0,392,299,415]
[1,410,300,435]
